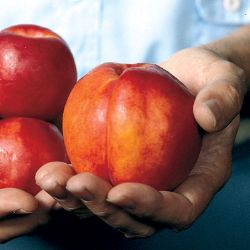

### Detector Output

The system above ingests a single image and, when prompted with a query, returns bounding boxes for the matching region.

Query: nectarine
[0,117,68,195]
[0,24,77,120]
[63,63,202,190]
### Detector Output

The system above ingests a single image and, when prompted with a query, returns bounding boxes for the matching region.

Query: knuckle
[220,62,246,107]
[226,84,241,110]
[210,61,246,103]
[219,60,242,78]
[232,64,246,83]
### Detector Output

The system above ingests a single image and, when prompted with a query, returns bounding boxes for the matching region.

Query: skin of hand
[35,27,250,238]
[0,188,57,243]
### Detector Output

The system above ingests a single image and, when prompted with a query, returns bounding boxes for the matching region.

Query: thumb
[193,77,247,132]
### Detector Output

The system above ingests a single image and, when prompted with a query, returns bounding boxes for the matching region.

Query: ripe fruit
[0,24,77,120]
[63,63,202,190]
[0,117,68,195]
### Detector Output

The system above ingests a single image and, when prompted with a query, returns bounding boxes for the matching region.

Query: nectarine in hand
[63,63,202,190]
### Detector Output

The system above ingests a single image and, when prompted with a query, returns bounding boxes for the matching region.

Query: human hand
[36,46,247,238]
[0,188,56,242]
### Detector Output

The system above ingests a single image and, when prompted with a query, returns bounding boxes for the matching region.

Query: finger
[107,116,240,229]
[0,216,39,243]
[35,190,58,211]
[0,189,67,243]
[36,162,75,198]
[194,73,246,132]
[107,183,192,229]
[177,115,240,214]
[160,48,246,132]
[0,207,50,243]
[36,162,85,214]
[0,190,49,243]
[0,188,38,217]
[66,173,155,238]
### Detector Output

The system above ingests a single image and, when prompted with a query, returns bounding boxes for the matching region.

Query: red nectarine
[0,117,68,195]
[63,63,202,190]
[0,24,77,120]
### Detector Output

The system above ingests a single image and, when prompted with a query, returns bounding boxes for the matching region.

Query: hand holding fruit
[63,62,202,190]
[36,45,245,238]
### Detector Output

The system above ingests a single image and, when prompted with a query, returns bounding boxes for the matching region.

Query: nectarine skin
[0,117,68,195]
[0,24,77,120]
[63,63,202,190]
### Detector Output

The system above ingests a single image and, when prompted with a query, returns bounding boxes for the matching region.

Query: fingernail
[80,189,95,202]
[13,209,32,215]
[204,99,223,128]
